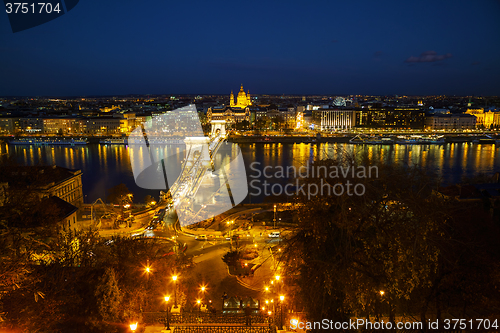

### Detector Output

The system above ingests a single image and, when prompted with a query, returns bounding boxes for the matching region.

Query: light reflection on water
[1,142,499,204]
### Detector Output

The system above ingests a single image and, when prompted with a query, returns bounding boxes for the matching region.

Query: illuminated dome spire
[230,84,251,108]
[230,90,235,107]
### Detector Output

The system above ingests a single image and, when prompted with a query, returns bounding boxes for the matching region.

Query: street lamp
[273,204,276,229]
[197,299,201,316]
[164,296,171,330]
[200,285,207,305]
[129,322,138,332]
[172,275,178,309]
[143,261,152,310]
[279,295,285,330]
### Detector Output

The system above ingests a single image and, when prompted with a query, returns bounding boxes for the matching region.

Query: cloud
[404,51,452,63]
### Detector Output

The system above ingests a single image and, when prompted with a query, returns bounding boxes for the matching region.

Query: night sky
[1,0,499,96]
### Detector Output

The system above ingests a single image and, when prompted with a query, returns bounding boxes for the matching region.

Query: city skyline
[1,1,499,96]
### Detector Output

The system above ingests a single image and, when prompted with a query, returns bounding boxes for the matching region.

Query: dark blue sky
[1,0,499,96]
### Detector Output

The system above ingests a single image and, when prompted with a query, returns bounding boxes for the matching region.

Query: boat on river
[349,135,394,144]
[395,135,445,144]
[99,138,128,145]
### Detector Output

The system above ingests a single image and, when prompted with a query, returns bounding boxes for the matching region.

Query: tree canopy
[279,153,500,328]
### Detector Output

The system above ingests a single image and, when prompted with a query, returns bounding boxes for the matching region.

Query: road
[140,206,281,310]
[107,204,284,312]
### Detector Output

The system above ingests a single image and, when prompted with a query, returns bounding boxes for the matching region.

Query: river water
[1,142,499,203]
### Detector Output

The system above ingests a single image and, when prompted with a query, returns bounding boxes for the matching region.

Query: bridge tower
[183,137,211,168]
[210,119,226,138]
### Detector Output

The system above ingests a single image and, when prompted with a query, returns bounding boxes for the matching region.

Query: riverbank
[2,131,500,146]
[228,133,500,144]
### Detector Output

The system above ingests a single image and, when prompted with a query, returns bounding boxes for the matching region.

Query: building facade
[466,108,500,129]
[425,114,476,130]
[0,165,84,208]
[356,108,425,129]
[230,84,252,108]
[313,109,356,131]
[207,85,252,125]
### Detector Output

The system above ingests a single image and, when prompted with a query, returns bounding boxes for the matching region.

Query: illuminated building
[18,117,43,133]
[313,109,356,131]
[356,108,425,129]
[424,114,476,130]
[230,84,252,108]
[100,105,121,113]
[207,85,251,125]
[80,117,121,135]
[0,118,15,134]
[466,108,500,129]
[43,118,80,135]
[296,106,304,129]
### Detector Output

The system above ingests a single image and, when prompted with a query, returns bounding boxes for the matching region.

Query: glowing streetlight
[129,322,137,331]
[197,299,202,316]
[275,275,280,281]
[380,290,385,296]
[279,296,285,329]
[200,284,207,304]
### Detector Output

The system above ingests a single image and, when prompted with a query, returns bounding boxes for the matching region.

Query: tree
[107,183,133,205]
[255,116,271,130]
[235,120,250,131]
[271,115,284,130]
[280,153,500,328]
[94,267,122,325]
[222,250,240,266]
[144,194,154,205]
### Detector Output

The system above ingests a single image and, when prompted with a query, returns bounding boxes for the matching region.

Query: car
[268,231,280,238]
[195,235,207,240]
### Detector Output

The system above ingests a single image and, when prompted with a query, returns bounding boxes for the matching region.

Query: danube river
[1,142,499,203]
